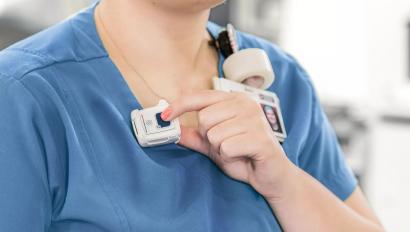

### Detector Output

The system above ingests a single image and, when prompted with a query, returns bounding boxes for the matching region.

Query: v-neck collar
[75,1,226,108]
[70,1,227,151]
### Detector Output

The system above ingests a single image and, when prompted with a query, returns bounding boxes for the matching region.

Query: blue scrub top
[0,2,357,232]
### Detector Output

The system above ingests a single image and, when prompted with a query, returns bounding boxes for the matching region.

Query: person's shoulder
[0,21,67,81]
[0,4,104,121]
[208,22,286,59]
[236,30,293,64]
[0,4,103,84]
[222,24,314,95]
[235,28,312,83]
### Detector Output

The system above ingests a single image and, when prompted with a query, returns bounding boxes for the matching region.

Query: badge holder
[213,24,287,142]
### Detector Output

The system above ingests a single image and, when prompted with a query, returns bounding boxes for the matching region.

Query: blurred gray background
[1,0,409,230]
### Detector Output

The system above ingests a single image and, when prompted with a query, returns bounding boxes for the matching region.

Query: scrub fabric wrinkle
[0,2,357,232]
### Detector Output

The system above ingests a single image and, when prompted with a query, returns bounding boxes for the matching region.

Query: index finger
[161,89,235,121]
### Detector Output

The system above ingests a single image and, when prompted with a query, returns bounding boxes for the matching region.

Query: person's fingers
[197,92,263,128]
[177,125,210,155]
[206,117,251,154]
[197,99,239,138]
[161,90,236,121]
[218,132,259,162]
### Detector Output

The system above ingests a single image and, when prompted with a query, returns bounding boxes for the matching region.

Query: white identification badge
[212,77,287,142]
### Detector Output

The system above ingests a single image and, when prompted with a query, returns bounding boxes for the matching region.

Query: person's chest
[120,65,209,130]
[47,62,283,231]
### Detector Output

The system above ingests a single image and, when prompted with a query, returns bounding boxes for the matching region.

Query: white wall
[281,0,410,109]
[365,0,410,116]
[280,0,369,104]
[369,121,410,232]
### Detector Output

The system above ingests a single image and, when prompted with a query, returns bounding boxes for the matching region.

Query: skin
[96,0,384,230]
[162,91,384,231]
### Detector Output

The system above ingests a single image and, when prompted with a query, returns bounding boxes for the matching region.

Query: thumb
[177,125,209,155]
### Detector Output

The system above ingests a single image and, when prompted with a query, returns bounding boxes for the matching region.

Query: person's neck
[96,0,214,78]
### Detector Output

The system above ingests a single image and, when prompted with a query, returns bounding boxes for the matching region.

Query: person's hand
[161,90,296,200]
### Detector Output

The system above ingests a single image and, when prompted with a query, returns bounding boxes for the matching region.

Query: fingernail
[161,107,172,120]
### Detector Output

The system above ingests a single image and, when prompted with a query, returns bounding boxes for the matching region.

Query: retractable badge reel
[212,24,287,142]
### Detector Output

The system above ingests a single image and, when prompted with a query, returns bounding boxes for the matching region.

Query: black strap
[210,24,237,58]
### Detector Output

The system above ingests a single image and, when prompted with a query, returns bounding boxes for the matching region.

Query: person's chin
[158,0,225,13]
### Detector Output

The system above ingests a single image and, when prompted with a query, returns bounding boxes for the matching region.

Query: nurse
[0,0,383,231]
